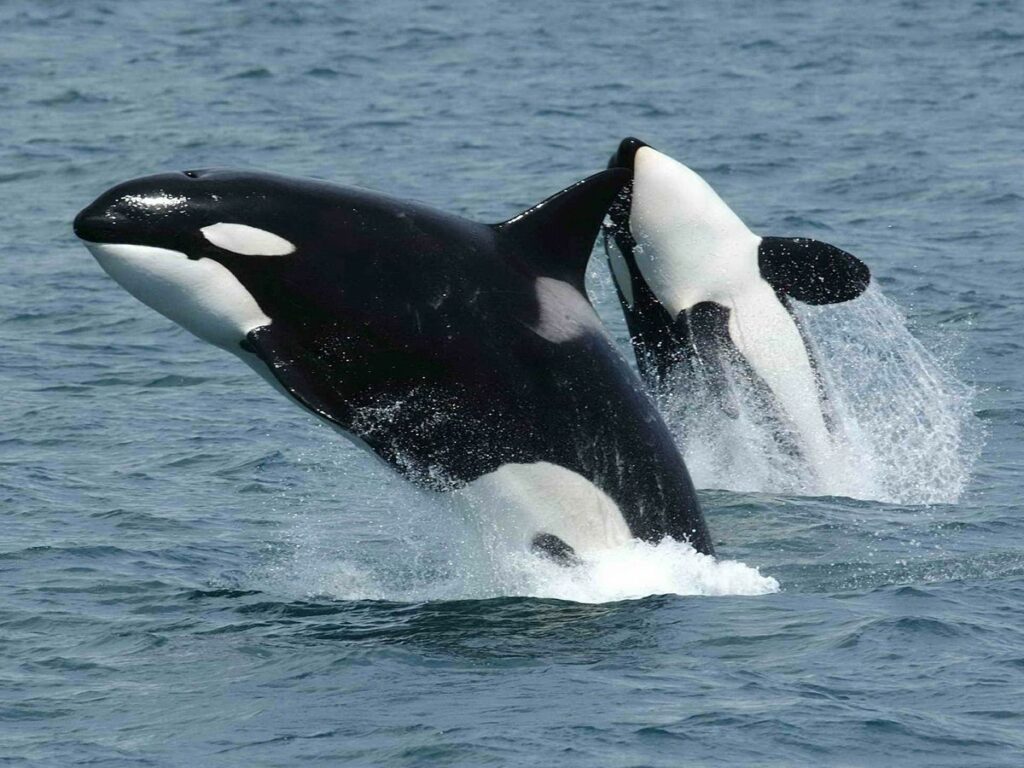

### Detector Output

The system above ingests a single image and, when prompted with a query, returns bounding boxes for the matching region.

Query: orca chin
[82,241,273,352]
[602,137,872,477]
[76,165,714,557]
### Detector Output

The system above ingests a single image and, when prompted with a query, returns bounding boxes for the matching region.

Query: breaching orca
[74,167,714,559]
[602,138,870,478]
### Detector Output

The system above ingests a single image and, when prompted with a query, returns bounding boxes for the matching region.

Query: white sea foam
[259,539,778,604]
[256,495,778,604]
[492,538,780,602]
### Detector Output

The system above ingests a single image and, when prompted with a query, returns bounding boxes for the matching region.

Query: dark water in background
[2,0,1023,765]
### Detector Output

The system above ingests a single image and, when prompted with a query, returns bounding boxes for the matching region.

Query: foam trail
[496,539,779,602]
[657,286,980,504]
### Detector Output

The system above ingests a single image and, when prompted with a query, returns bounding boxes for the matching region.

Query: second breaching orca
[602,138,871,481]
[74,167,714,561]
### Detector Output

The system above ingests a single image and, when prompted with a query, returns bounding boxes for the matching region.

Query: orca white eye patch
[200,222,295,256]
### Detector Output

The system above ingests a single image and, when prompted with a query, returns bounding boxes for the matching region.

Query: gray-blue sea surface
[2,1,1022,765]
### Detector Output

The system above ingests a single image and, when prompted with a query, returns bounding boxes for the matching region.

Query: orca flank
[75,166,714,558]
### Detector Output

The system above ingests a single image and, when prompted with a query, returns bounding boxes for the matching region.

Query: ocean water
[2,0,1022,765]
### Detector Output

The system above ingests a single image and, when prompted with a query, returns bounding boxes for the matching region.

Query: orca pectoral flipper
[758,237,870,305]
[240,324,354,430]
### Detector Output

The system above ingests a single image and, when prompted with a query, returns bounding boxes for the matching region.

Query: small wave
[30,88,109,106]
[223,67,273,80]
[144,374,210,388]
[305,67,340,78]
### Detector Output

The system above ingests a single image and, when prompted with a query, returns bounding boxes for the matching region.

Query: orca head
[602,138,871,367]
[605,137,871,315]
[73,170,318,351]
[608,139,766,318]
[74,169,300,255]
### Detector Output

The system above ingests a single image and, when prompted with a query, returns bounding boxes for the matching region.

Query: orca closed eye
[200,222,296,256]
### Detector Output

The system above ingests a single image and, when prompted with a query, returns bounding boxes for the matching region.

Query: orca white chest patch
[723,283,833,462]
[84,242,271,350]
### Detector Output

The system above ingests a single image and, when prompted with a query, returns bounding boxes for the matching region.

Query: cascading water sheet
[659,286,980,504]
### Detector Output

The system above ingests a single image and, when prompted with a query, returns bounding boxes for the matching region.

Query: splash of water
[253,286,971,604]
[258,534,778,604]
[660,287,980,504]
[255,485,778,604]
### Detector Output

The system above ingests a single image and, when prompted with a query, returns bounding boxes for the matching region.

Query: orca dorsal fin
[494,168,631,290]
[758,236,871,305]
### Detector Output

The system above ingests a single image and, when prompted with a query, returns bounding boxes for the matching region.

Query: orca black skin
[602,138,871,475]
[74,168,714,556]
